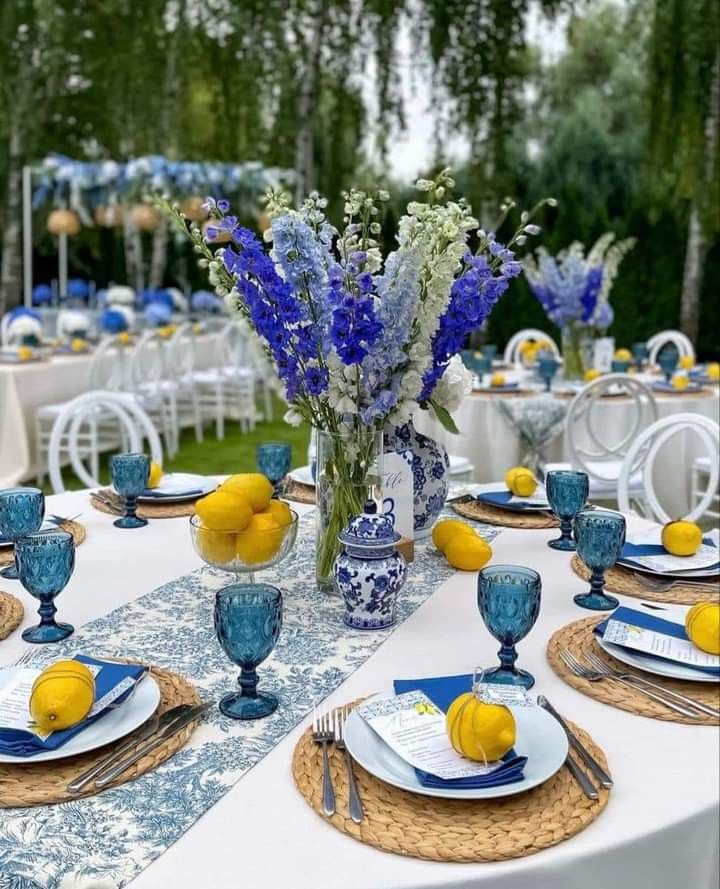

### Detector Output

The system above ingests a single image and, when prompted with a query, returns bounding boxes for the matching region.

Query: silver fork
[631,571,719,593]
[583,651,719,719]
[333,706,363,823]
[312,703,336,817]
[559,649,701,719]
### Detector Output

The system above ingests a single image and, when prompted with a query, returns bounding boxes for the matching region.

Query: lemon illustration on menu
[29,661,96,733]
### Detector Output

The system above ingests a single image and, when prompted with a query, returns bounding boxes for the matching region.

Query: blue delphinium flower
[32,284,53,305]
[100,308,128,333]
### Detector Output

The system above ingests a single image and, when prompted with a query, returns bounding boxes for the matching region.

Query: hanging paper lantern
[181,196,207,222]
[202,219,231,244]
[47,209,81,236]
[94,205,124,227]
[131,204,160,232]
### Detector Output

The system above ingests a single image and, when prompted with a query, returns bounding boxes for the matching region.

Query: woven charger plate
[282,479,316,505]
[0,590,23,640]
[0,665,201,807]
[91,491,199,519]
[570,554,720,606]
[292,704,610,863]
[547,616,720,726]
[0,519,86,569]
[452,498,559,529]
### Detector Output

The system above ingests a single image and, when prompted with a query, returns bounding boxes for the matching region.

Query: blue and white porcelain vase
[385,418,449,540]
[333,503,408,630]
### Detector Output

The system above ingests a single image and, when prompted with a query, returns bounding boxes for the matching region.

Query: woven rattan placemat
[0,665,202,807]
[452,498,559,529]
[282,479,316,505]
[292,705,610,863]
[0,590,23,640]
[0,519,86,569]
[547,616,720,726]
[571,554,719,606]
[91,490,199,519]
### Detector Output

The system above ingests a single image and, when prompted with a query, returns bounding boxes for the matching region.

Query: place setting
[453,466,560,529]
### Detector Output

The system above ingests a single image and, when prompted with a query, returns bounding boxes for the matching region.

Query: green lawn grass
[46,396,311,492]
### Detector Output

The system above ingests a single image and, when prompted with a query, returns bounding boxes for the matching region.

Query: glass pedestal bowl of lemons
[190,473,299,583]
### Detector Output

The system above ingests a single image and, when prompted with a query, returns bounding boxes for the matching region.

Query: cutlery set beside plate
[91,473,217,517]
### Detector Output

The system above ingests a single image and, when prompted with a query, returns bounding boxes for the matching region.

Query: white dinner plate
[0,669,161,763]
[616,558,720,580]
[597,636,718,684]
[137,472,216,503]
[344,696,569,800]
[289,465,314,487]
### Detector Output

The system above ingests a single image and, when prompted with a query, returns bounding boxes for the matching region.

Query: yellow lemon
[444,535,492,571]
[473,350,484,358]
[235,512,284,565]
[490,372,506,387]
[671,374,689,391]
[117,331,131,345]
[195,525,237,564]
[661,519,702,556]
[584,368,601,382]
[220,473,273,512]
[29,661,95,733]
[263,499,293,527]
[706,362,720,381]
[679,355,694,370]
[70,338,86,352]
[195,490,252,531]
[685,603,720,655]
[614,348,632,361]
[432,518,475,553]
[505,466,537,497]
[192,323,204,335]
[147,461,164,488]
[17,346,33,361]
[518,339,536,355]
[447,693,516,762]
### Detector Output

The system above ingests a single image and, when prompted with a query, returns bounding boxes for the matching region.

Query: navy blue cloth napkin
[619,539,719,573]
[0,655,147,757]
[595,607,720,677]
[476,490,548,511]
[140,488,203,499]
[393,673,527,789]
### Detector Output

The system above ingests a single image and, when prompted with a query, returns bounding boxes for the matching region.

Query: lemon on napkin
[671,374,689,391]
[505,466,537,497]
[447,692,516,762]
[707,362,720,381]
[490,372,506,387]
[661,519,702,556]
[29,661,95,733]
[147,461,164,488]
[679,355,694,370]
[685,603,720,655]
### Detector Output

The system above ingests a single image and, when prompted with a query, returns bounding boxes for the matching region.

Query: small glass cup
[573,509,625,610]
[537,357,559,392]
[110,453,150,529]
[631,342,648,371]
[546,470,589,551]
[15,530,75,643]
[476,355,493,377]
[214,582,283,719]
[256,442,292,494]
[611,359,630,373]
[483,344,498,362]
[658,348,679,383]
[0,487,45,580]
[477,565,541,689]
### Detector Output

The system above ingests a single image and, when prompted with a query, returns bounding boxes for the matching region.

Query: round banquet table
[415,374,720,517]
[0,484,717,889]
[0,333,221,488]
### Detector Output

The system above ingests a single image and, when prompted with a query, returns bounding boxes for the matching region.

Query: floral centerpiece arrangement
[523,233,635,378]
[166,170,550,588]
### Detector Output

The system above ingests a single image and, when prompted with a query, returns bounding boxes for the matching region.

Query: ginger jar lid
[338,501,401,549]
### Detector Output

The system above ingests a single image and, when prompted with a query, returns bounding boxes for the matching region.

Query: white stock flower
[283,408,303,427]
[429,354,472,413]
[8,315,43,338]
[57,310,90,336]
[106,285,135,305]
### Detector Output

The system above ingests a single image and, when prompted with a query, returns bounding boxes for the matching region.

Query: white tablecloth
[0,335,220,487]
[1,486,717,889]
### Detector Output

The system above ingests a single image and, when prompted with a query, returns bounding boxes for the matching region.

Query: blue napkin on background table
[595,606,720,677]
[476,490,549,511]
[0,655,147,757]
[393,673,527,789]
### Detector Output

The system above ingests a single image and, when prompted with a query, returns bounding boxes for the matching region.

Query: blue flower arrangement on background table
[524,233,635,379]
[166,170,552,588]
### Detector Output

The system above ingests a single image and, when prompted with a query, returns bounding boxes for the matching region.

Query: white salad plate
[289,465,315,486]
[343,695,568,800]
[597,636,718,684]
[137,472,216,503]
[0,669,161,763]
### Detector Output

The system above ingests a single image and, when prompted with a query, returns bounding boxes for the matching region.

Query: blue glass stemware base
[219,690,278,720]
[548,535,576,551]
[574,591,619,611]
[0,564,19,580]
[22,621,74,644]
[113,515,148,529]
[481,665,536,689]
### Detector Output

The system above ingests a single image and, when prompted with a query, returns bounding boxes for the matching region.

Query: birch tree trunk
[0,125,23,315]
[123,214,145,294]
[294,1,327,204]
[148,219,169,290]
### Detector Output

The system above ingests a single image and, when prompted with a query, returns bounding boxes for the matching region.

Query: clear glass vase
[315,428,384,594]
[561,323,591,380]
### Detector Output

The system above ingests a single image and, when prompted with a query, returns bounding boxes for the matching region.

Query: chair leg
[263,384,273,421]
[89,419,100,485]
[192,388,203,443]
[216,384,225,440]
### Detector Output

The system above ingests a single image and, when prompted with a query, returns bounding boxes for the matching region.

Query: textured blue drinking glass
[0,487,45,580]
[477,565,541,689]
[538,357,559,391]
[632,342,648,370]
[110,453,150,528]
[658,347,679,382]
[476,355,492,376]
[573,509,625,610]
[214,583,283,720]
[546,470,589,551]
[15,530,75,643]
[483,344,498,361]
[611,359,630,373]
[256,442,292,493]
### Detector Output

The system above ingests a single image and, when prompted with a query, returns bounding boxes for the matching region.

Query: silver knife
[94,702,211,788]
[66,704,194,794]
[564,752,598,800]
[538,695,613,789]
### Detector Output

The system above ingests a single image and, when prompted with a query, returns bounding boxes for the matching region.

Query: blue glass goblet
[483,344,498,361]
[110,453,150,529]
[546,470,589,551]
[476,355,492,377]
[214,582,283,720]
[15,530,75,643]
[0,487,45,580]
[573,509,625,610]
[477,565,541,689]
[256,442,292,494]
[631,342,648,371]
[538,357,559,392]
[611,359,630,373]
[658,347,679,383]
